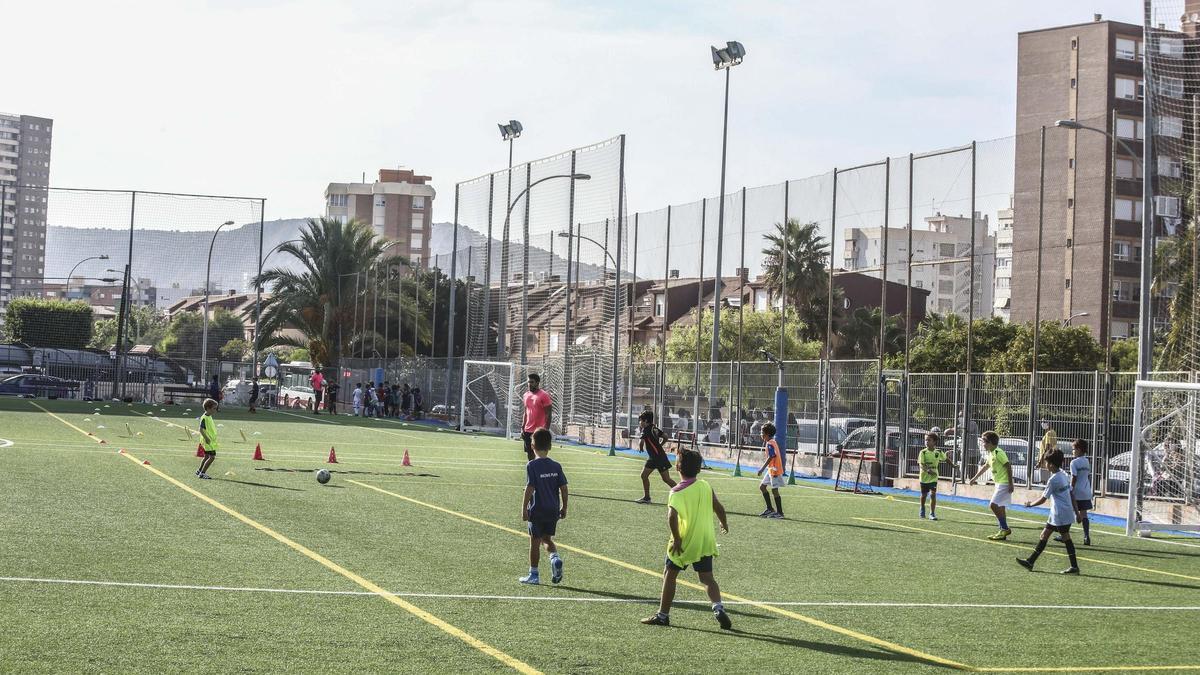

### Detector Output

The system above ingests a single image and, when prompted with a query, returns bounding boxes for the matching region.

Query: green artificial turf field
[3,396,1200,674]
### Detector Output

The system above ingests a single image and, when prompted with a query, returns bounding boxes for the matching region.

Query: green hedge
[3,298,93,350]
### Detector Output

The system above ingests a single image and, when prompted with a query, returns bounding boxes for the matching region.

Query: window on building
[1115,198,1143,221]
[1158,156,1182,178]
[996,278,1011,289]
[1159,76,1185,99]
[1070,77,1077,89]
[410,233,424,250]
[938,243,956,257]
[411,212,425,230]
[1068,158,1075,169]
[327,194,347,208]
[374,196,386,208]
[938,279,954,294]
[1115,157,1141,179]
[1115,36,1140,59]
[1159,37,1185,56]
[412,196,425,210]
[1115,77,1143,100]
[549,333,560,353]
[654,293,665,317]
[1158,115,1184,139]
[1113,241,1132,261]
[1116,117,1145,140]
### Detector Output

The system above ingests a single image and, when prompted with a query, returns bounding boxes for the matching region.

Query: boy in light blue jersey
[1017,449,1081,575]
[1059,439,1093,546]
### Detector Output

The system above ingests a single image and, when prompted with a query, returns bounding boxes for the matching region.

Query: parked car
[792,418,847,456]
[835,426,928,464]
[279,384,316,408]
[430,403,458,419]
[0,374,76,399]
[829,416,875,438]
[1107,442,1199,498]
[973,437,1031,485]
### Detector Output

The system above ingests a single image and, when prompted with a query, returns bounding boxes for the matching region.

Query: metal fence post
[608,134,626,456]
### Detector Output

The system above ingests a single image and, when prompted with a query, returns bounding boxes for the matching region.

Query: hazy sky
[7,0,1139,221]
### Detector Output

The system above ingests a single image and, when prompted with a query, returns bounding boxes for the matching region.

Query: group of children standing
[350,381,423,419]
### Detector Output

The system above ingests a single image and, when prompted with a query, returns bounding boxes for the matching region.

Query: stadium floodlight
[498,120,523,141]
[710,40,746,70]
[200,220,237,384]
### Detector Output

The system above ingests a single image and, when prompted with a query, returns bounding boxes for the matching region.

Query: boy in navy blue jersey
[635,410,678,504]
[520,427,568,585]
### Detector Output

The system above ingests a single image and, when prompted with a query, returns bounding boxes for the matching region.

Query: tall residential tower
[0,112,53,319]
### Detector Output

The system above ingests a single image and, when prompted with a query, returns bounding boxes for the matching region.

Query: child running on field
[520,428,568,585]
[635,410,677,504]
[1017,448,1081,575]
[641,449,731,630]
[756,422,785,519]
[195,398,219,480]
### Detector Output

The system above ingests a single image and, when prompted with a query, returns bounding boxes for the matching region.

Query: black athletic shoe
[1016,557,1034,571]
[714,607,732,630]
[640,613,670,626]
[759,509,775,517]
[1084,538,1092,546]
[634,496,652,504]
[1061,567,1080,575]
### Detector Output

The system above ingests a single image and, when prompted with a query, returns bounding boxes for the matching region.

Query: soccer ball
[316,469,332,485]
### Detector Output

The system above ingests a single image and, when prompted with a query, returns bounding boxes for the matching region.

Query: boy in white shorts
[969,431,1014,540]
[756,422,785,519]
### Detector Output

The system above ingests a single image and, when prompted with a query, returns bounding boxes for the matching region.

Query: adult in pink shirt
[310,369,325,414]
[521,373,552,460]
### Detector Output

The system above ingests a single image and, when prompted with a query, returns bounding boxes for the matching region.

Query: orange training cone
[327,447,338,464]
[402,449,412,467]
[252,443,264,461]
[196,443,205,457]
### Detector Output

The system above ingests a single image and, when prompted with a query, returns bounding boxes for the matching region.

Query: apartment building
[0,112,53,320]
[993,198,1014,321]
[325,169,436,266]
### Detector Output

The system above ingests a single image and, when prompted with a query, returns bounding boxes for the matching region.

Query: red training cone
[142,460,151,465]
[327,447,338,464]
[99,440,107,445]
[402,449,412,467]
[252,443,264,461]
[196,443,205,457]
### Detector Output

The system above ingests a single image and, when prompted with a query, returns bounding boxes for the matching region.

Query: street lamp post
[201,221,235,384]
[67,255,109,299]
[707,40,746,424]
[498,173,591,362]
[497,120,523,360]
[1065,311,1091,325]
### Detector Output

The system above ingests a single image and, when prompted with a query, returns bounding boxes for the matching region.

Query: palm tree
[760,219,836,341]
[835,307,904,358]
[254,217,420,367]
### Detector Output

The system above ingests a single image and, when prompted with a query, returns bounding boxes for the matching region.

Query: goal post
[1127,380,1200,536]
[460,360,516,438]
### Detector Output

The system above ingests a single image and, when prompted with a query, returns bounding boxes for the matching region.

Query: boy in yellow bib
[641,449,732,630]
[195,398,219,480]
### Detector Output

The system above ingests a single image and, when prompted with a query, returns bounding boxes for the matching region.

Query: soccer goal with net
[459,361,516,438]
[1127,380,1200,536]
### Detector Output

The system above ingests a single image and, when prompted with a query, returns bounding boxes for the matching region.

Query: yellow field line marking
[113,450,538,674]
[32,403,538,674]
[975,666,1200,672]
[855,517,1200,583]
[348,479,969,671]
[29,402,106,444]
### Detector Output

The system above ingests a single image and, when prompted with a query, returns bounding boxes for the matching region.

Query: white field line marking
[5,577,1198,611]
[0,438,12,448]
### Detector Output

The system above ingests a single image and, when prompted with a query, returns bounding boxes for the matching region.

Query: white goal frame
[1127,380,1200,536]
[459,360,516,439]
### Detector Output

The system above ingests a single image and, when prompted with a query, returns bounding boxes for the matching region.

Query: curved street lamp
[201,220,236,383]
[498,172,590,363]
[67,254,109,298]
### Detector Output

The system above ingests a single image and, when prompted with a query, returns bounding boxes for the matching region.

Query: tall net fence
[1,187,264,401]
[1146,1,1200,374]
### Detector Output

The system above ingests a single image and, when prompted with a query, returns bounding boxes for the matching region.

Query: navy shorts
[1075,500,1094,511]
[919,481,938,494]
[665,555,713,573]
[645,453,672,472]
[528,518,558,538]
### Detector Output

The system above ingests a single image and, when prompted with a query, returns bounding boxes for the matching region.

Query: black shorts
[1047,523,1072,534]
[203,450,215,457]
[522,432,534,457]
[666,555,713,573]
[920,481,938,494]
[528,518,558,538]
[645,453,672,472]
[1075,500,1093,511]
